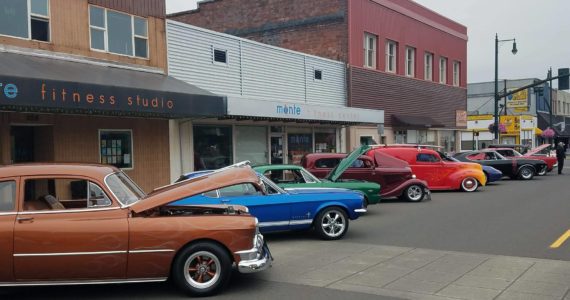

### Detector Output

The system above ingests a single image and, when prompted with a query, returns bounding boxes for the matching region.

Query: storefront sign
[227,97,384,124]
[506,88,528,109]
[0,75,226,118]
[500,115,520,134]
[456,110,467,127]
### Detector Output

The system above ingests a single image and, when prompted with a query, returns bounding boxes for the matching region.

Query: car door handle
[17,217,34,223]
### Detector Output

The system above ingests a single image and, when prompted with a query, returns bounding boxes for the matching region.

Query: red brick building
[170,0,467,152]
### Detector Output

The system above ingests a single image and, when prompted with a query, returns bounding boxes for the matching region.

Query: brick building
[170,0,468,152]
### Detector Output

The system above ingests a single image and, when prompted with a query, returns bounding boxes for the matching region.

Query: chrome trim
[289,219,313,225]
[354,208,367,213]
[0,212,17,216]
[258,221,289,227]
[14,250,127,257]
[129,249,175,254]
[0,278,168,287]
[18,207,121,215]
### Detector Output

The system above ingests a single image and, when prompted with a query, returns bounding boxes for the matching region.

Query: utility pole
[503,79,508,116]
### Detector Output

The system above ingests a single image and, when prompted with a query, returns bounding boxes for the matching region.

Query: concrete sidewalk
[255,240,570,300]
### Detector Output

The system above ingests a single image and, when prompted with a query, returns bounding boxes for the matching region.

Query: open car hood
[130,166,260,213]
[525,144,551,156]
[325,145,371,182]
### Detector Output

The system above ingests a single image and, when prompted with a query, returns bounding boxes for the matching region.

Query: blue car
[482,165,503,183]
[173,169,366,240]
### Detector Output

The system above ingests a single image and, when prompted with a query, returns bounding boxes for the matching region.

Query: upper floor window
[424,52,433,81]
[439,57,448,84]
[89,6,148,58]
[405,47,415,77]
[0,0,50,42]
[363,33,377,69]
[386,40,397,73]
[453,61,461,86]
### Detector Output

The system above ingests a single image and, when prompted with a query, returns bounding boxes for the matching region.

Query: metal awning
[0,52,226,118]
[392,114,445,128]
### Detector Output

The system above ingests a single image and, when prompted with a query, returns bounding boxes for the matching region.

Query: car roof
[254,164,303,170]
[0,163,120,179]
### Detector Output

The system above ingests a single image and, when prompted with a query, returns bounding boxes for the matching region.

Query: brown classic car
[0,164,271,296]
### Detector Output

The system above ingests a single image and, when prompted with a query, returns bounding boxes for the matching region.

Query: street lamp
[494,34,518,142]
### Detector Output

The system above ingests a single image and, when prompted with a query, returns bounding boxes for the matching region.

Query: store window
[235,126,268,165]
[0,181,16,212]
[405,47,415,77]
[0,0,50,41]
[288,128,312,165]
[439,57,448,84]
[89,5,149,58]
[315,128,337,153]
[440,130,456,154]
[364,33,377,69]
[100,130,133,169]
[424,52,433,81]
[194,125,233,170]
[386,40,397,73]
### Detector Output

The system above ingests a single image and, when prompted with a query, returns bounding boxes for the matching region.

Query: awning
[392,114,445,128]
[0,52,226,118]
[534,128,543,135]
[537,112,570,136]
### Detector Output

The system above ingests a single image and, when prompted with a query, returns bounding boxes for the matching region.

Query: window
[89,5,148,58]
[453,61,461,86]
[213,48,227,64]
[315,158,341,169]
[439,57,448,84]
[405,47,415,77]
[424,52,433,81]
[23,178,112,211]
[385,40,397,73]
[0,0,49,41]
[0,181,16,212]
[364,33,377,69]
[416,153,440,163]
[314,69,323,80]
[395,130,407,144]
[218,184,260,197]
[315,128,337,153]
[105,172,145,205]
[350,159,372,168]
[360,136,377,146]
[194,125,233,170]
[100,130,133,169]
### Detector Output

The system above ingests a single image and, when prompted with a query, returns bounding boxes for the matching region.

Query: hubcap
[462,178,477,191]
[522,168,532,178]
[184,251,221,289]
[321,210,346,237]
[407,185,423,201]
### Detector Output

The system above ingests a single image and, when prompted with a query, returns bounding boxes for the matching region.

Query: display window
[193,125,233,171]
[235,126,268,165]
[287,128,312,165]
[315,128,337,153]
[99,130,133,169]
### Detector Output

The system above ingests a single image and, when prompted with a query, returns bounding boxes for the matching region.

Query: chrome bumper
[354,208,367,214]
[235,234,273,274]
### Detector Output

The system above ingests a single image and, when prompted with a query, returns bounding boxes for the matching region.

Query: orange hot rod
[0,164,271,296]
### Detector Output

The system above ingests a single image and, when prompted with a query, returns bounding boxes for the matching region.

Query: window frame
[424,52,433,81]
[405,46,415,77]
[0,0,51,42]
[314,69,323,81]
[363,33,377,69]
[98,129,134,170]
[439,57,448,84]
[88,5,149,59]
[385,40,397,73]
[453,60,461,86]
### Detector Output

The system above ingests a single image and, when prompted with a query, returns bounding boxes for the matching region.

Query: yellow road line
[550,230,570,249]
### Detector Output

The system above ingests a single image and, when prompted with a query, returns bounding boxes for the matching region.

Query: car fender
[313,201,357,221]
[382,178,429,198]
[448,169,486,189]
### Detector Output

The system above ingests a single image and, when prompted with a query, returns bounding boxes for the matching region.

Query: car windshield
[258,173,287,195]
[105,172,146,206]
[493,152,507,160]
[510,150,523,157]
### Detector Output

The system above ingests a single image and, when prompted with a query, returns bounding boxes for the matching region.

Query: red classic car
[0,164,271,296]
[302,146,430,202]
[490,144,557,175]
[370,146,486,192]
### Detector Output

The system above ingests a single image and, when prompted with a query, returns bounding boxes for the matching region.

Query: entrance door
[11,126,54,163]
[271,135,284,164]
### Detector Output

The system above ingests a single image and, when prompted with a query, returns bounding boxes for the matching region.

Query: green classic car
[253,147,381,206]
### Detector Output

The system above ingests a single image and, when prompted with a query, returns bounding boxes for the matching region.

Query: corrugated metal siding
[167,20,346,106]
[350,67,466,128]
[88,0,165,18]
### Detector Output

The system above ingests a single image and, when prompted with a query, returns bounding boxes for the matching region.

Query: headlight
[412,174,417,179]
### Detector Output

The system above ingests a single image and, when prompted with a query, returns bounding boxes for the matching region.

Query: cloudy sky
[166,0,570,84]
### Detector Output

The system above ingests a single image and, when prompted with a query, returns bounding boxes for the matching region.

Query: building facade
[170,0,468,153]
[0,0,225,191]
[166,21,383,172]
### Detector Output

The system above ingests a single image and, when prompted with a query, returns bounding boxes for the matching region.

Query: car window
[484,152,497,160]
[467,153,485,161]
[218,183,261,197]
[265,169,306,184]
[416,153,440,163]
[23,178,112,211]
[349,159,371,168]
[315,158,340,168]
[203,190,218,198]
[0,181,16,212]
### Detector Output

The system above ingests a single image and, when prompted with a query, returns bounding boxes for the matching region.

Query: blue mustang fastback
[172,167,366,240]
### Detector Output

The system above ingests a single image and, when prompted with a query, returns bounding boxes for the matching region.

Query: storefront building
[0,0,225,191]
[166,21,384,172]
[461,115,540,150]
[169,0,468,153]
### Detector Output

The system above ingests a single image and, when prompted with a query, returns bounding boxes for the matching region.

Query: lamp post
[494,34,518,142]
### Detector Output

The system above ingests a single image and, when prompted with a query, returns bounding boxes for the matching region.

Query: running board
[0,278,167,287]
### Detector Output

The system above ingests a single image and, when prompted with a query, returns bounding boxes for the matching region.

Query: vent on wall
[213,48,228,64]
[314,69,322,80]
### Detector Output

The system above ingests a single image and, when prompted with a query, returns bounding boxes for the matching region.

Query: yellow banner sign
[506,89,528,108]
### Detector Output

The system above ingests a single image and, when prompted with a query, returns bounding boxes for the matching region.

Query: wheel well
[312,205,349,227]
[518,164,536,173]
[170,238,235,275]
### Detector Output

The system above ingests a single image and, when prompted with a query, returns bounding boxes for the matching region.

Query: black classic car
[453,150,547,180]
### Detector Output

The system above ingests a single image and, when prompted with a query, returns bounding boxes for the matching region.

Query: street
[3,171,570,299]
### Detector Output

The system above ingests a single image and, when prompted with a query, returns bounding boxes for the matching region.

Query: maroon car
[302,147,430,202]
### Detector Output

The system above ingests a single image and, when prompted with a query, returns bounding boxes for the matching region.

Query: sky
[166,0,570,84]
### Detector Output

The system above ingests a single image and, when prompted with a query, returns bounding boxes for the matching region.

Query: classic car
[0,164,271,296]
[437,151,503,183]
[490,145,557,175]
[453,150,547,180]
[303,145,430,202]
[253,146,381,206]
[371,146,487,192]
[174,166,366,240]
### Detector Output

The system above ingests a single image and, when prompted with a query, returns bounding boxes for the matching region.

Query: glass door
[270,135,284,164]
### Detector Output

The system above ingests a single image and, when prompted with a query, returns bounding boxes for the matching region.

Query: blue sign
[276,103,302,116]
[1,83,18,99]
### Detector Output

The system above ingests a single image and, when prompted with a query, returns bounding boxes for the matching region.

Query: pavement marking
[549,230,570,249]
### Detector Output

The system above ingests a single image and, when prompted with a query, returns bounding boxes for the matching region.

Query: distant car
[438,151,503,183]
[303,145,430,202]
[174,165,366,240]
[492,146,556,175]
[371,145,486,192]
[454,150,547,180]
